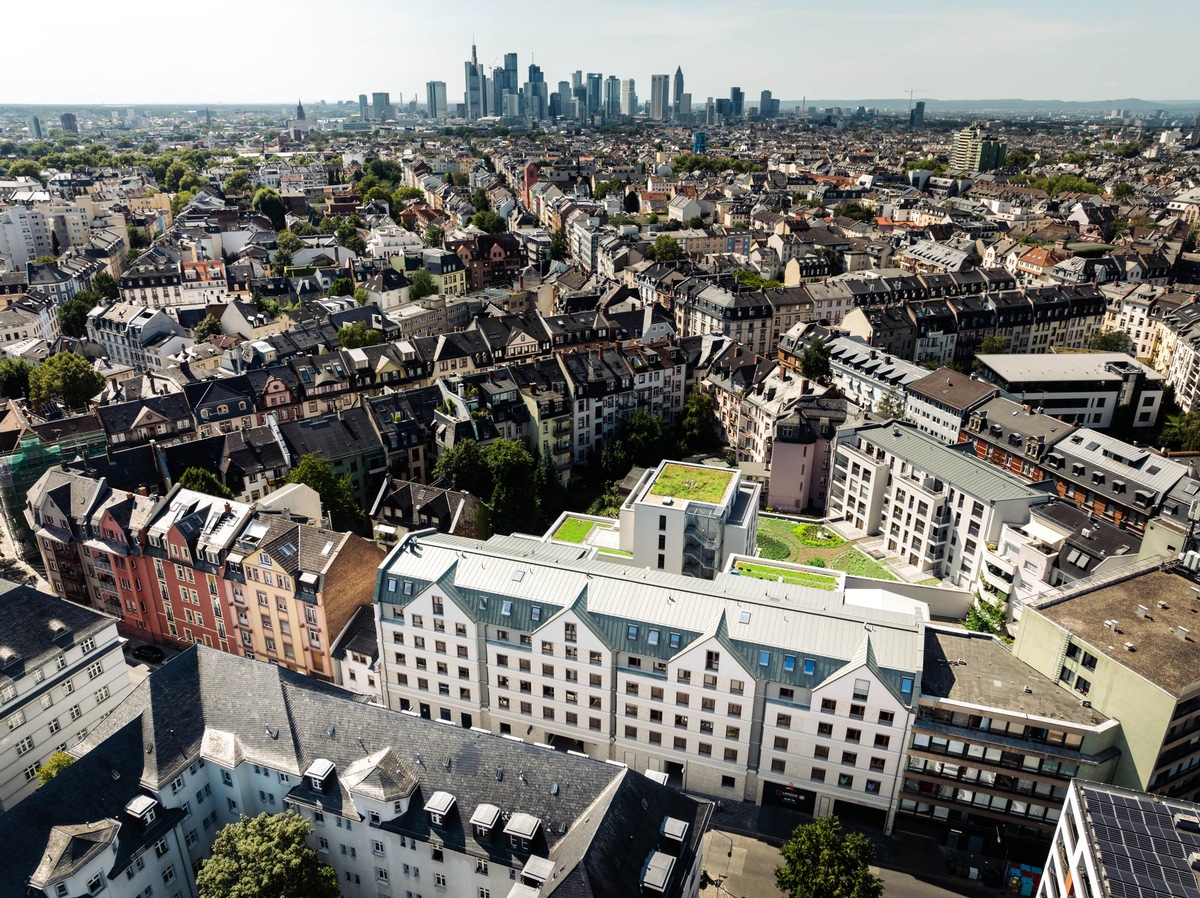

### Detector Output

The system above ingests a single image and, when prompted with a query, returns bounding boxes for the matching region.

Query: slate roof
[0,647,710,898]
[0,581,115,689]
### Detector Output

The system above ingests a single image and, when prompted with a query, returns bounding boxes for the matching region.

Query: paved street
[700,829,1002,898]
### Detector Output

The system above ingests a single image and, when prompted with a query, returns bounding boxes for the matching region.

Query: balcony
[93,556,113,574]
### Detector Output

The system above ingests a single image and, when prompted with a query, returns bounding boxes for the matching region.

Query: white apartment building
[87,302,188,370]
[374,530,923,829]
[903,368,996,444]
[829,421,1050,587]
[618,460,759,579]
[0,583,133,814]
[0,647,710,898]
[780,327,926,415]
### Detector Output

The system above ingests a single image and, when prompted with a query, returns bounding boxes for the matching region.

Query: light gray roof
[976,352,1164,385]
[840,420,1049,503]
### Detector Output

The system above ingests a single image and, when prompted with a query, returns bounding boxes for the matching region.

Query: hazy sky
[7,0,1199,105]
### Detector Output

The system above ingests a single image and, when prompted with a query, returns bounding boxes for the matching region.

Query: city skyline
[6,0,1200,105]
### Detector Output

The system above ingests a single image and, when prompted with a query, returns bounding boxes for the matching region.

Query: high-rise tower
[673,66,684,120]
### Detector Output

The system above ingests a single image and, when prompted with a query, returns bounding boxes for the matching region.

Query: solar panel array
[1082,785,1200,898]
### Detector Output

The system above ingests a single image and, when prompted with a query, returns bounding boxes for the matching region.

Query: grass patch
[830,549,897,581]
[648,463,733,504]
[793,523,845,548]
[758,534,790,561]
[554,518,598,544]
[736,562,838,591]
[917,578,942,587]
[598,548,633,558]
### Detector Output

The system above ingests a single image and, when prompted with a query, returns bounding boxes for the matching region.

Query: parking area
[121,639,183,688]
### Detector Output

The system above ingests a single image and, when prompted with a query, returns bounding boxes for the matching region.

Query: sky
[6,0,1199,106]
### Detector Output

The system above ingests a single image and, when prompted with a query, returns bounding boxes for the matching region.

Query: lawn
[554,517,598,544]
[735,562,838,591]
[829,549,897,581]
[648,463,734,504]
[598,548,633,558]
[794,523,845,548]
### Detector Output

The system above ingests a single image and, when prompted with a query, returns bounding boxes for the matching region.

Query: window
[87,660,104,679]
[6,710,24,730]
[842,751,857,766]
[162,866,176,886]
[821,698,837,714]
[803,658,816,675]
[435,874,446,888]
[95,686,111,704]
[879,710,895,726]
[838,773,854,789]
[811,768,826,783]
[16,736,34,756]
[846,728,861,743]
[874,734,890,749]
[900,677,914,696]
[818,721,833,737]
[87,874,104,895]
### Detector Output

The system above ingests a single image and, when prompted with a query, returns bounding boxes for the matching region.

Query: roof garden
[647,463,735,505]
[733,560,840,591]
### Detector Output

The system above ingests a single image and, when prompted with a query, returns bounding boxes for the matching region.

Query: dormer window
[424,791,456,827]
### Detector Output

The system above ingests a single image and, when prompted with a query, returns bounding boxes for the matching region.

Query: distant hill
[786,97,1199,116]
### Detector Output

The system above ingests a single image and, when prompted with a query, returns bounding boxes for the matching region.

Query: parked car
[130,645,164,664]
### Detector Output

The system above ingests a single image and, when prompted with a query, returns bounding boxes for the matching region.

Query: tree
[423,226,444,248]
[170,190,195,217]
[550,227,569,261]
[686,215,705,229]
[874,389,908,421]
[1112,182,1136,201]
[832,203,874,222]
[471,187,491,211]
[164,161,188,192]
[534,450,564,529]
[0,358,33,399]
[92,270,119,300]
[485,439,537,536]
[623,191,640,213]
[409,269,437,300]
[223,169,252,196]
[285,454,362,532]
[432,439,491,498]
[470,210,507,233]
[29,352,105,409]
[327,277,354,297]
[5,159,43,183]
[800,338,832,385]
[57,291,99,338]
[251,188,288,231]
[1160,412,1200,452]
[680,390,718,453]
[178,467,233,500]
[193,315,223,341]
[1089,328,1135,356]
[775,816,883,898]
[196,812,339,898]
[338,321,382,349]
[392,186,423,205]
[32,255,59,265]
[979,334,1007,355]
[1005,147,1035,170]
[37,751,74,786]
[647,234,682,262]
[593,180,622,200]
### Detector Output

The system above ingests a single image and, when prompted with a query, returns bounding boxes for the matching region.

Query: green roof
[647,463,734,504]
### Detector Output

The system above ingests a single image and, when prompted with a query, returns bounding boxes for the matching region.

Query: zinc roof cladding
[1054,427,1187,499]
[844,420,1048,503]
[378,532,923,681]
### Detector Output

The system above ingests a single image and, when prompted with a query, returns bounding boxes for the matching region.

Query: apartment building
[618,460,759,579]
[0,582,133,814]
[779,327,927,415]
[1013,562,1200,803]
[86,302,187,370]
[0,647,710,898]
[375,530,923,828]
[674,283,774,357]
[900,628,1120,856]
[904,368,997,443]
[119,256,184,308]
[829,421,1050,587]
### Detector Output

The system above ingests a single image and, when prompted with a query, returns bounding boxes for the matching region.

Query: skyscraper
[359,94,369,120]
[27,116,41,139]
[909,100,925,129]
[604,76,621,119]
[950,125,1006,172]
[673,66,684,120]
[650,74,670,122]
[706,97,716,127]
[295,100,305,121]
[620,79,637,118]
[426,81,447,120]
[1192,106,1200,148]
[372,92,391,121]
[527,62,543,84]
[759,90,779,119]
[464,43,487,119]
[59,112,78,134]
[504,52,519,89]
[730,87,744,118]
[586,73,602,119]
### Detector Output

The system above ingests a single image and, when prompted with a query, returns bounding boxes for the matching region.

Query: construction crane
[906,89,927,117]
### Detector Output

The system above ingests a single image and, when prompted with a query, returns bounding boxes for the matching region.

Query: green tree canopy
[433,439,491,497]
[285,454,362,532]
[593,180,623,200]
[832,203,874,222]
[471,187,491,211]
[338,321,382,349]
[979,334,1007,355]
[680,390,718,453]
[471,210,507,233]
[196,812,339,898]
[36,751,74,786]
[484,438,537,536]
[423,226,444,248]
[1160,412,1200,452]
[193,315,223,340]
[874,388,908,421]
[327,277,354,297]
[170,190,195,217]
[646,233,683,262]
[686,215,705,229]
[0,358,33,400]
[223,170,252,196]
[601,410,674,480]
[57,291,99,338]
[5,159,44,182]
[623,191,640,213]
[775,816,883,898]
[1089,328,1135,355]
[800,338,832,385]
[409,269,437,300]
[92,271,119,300]
[550,227,569,261]
[178,467,234,500]
[534,450,564,529]
[1005,147,1036,170]
[251,187,288,231]
[1112,182,1136,200]
[29,352,105,409]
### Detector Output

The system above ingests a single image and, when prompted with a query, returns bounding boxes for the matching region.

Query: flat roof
[643,462,736,506]
[1033,569,1200,696]
[977,352,1164,385]
[907,368,996,411]
[922,628,1109,726]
